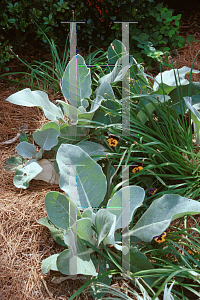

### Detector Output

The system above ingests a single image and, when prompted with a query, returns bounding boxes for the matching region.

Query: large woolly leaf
[184,96,200,144]
[6,88,64,121]
[77,141,110,162]
[57,94,104,126]
[71,217,95,245]
[95,209,116,246]
[37,216,67,246]
[93,81,121,125]
[16,141,36,158]
[34,159,60,184]
[45,191,81,230]
[13,159,42,188]
[58,229,97,276]
[41,254,59,274]
[57,248,97,276]
[99,54,133,85]
[56,144,107,208]
[62,54,92,109]
[107,186,145,230]
[153,66,200,92]
[33,122,60,150]
[124,194,200,242]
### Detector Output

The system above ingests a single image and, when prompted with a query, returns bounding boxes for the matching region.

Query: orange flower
[108,137,118,147]
[187,249,200,255]
[132,166,143,173]
[148,188,157,196]
[153,232,167,243]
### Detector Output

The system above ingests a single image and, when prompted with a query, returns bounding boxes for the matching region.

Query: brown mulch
[0,84,134,299]
[1,11,200,300]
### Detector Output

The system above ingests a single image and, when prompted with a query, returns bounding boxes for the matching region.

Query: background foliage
[0,0,187,69]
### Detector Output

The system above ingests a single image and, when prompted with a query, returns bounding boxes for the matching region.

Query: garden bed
[1,17,200,300]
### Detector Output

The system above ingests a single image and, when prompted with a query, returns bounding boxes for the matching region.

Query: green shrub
[0,0,187,69]
[0,40,13,71]
[110,2,186,67]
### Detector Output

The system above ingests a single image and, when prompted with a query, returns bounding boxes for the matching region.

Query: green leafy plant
[4,39,200,195]
[3,39,133,187]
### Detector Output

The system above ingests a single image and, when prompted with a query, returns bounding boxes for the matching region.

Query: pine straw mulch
[1,31,200,299]
[0,87,135,299]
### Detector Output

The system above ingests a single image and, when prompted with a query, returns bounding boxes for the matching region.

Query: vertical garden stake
[61,18,138,276]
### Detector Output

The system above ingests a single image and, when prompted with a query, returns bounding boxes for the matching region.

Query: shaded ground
[1,5,200,300]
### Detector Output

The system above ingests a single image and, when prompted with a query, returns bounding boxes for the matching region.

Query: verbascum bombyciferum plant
[4,39,200,189]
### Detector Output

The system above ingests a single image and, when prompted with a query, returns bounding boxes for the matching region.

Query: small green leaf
[187,35,194,43]
[41,254,59,274]
[33,121,60,150]
[3,156,28,171]
[13,159,42,189]
[20,130,29,142]
[16,141,36,158]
